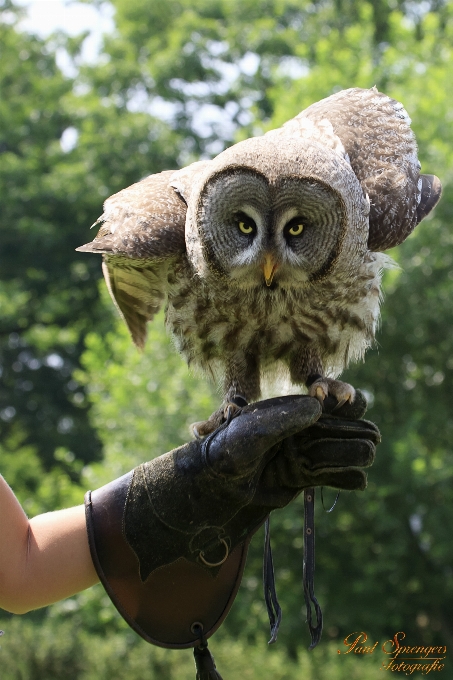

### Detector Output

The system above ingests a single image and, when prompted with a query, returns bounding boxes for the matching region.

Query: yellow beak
[262,254,278,287]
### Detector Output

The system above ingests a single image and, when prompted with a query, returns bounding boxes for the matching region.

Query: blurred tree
[0,6,101,472]
[0,616,387,680]
[0,2,181,476]
[1,0,452,674]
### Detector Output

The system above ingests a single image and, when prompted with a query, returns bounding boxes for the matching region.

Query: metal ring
[199,538,229,567]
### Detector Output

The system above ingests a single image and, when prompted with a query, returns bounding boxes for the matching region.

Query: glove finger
[213,397,321,467]
[303,417,381,445]
[298,438,376,470]
[310,467,368,491]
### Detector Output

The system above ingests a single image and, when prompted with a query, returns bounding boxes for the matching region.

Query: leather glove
[85,391,379,649]
[124,392,378,577]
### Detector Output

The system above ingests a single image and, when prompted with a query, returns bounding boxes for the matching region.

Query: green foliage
[0,9,103,470]
[0,3,182,472]
[0,617,386,679]
[0,437,85,516]
[2,0,453,675]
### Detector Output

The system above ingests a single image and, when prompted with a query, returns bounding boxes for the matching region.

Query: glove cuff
[85,472,263,649]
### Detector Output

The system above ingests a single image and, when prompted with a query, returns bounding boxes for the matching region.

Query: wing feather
[285,87,441,251]
[77,169,187,347]
[77,169,187,258]
[102,258,167,349]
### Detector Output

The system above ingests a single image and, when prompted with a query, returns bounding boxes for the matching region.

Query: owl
[77,87,441,436]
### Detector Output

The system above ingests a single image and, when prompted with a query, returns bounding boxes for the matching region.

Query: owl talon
[223,401,242,422]
[332,398,347,411]
[191,413,223,439]
[191,423,205,440]
[191,401,242,439]
[308,381,328,405]
[308,378,355,410]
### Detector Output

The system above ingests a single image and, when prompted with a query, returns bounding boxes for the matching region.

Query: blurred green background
[1,0,452,677]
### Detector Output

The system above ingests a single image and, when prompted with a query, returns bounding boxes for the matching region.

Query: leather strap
[303,487,323,649]
[263,517,282,644]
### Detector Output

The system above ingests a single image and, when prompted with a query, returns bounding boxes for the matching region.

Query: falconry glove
[85,391,379,653]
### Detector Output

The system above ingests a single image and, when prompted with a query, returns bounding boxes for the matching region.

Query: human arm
[0,475,98,614]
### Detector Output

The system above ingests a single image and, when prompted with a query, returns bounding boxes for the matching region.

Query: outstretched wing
[76,170,187,348]
[289,87,441,251]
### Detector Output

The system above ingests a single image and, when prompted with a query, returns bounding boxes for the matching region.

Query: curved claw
[314,386,326,406]
[223,401,242,421]
[191,401,242,440]
[191,423,205,440]
[308,381,328,406]
[332,398,348,411]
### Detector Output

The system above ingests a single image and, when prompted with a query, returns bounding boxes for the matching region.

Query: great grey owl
[77,87,441,436]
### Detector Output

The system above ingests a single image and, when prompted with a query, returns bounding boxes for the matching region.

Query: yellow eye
[235,212,256,235]
[238,221,254,234]
[288,223,304,236]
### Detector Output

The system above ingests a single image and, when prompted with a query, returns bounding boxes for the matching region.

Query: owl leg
[223,353,261,405]
[192,354,260,439]
[288,349,355,409]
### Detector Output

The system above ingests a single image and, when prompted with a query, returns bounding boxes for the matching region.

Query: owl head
[171,132,370,290]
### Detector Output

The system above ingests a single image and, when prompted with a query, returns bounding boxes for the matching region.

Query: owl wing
[76,170,187,348]
[290,87,442,251]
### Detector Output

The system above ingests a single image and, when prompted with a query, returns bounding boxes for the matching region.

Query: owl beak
[262,254,278,287]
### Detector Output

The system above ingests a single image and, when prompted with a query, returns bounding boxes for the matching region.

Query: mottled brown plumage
[77,87,441,434]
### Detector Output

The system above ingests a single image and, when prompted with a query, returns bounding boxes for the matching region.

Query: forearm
[0,475,99,614]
